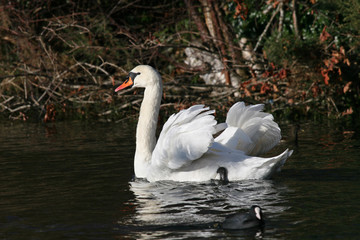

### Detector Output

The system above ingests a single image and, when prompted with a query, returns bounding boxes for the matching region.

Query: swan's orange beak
[115,77,133,92]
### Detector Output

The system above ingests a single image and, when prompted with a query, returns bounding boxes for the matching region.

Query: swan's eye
[129,72,141,81]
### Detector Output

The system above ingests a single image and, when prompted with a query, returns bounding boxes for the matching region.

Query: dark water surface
[1,120,360,239]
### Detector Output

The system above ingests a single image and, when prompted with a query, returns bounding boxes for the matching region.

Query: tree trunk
[213,1,247,78]
[199,0,216,38]
[184,0,210,43]
[202,0,231,85]
[291,0,300,39]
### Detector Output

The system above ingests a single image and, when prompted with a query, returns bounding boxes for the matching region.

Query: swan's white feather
[216,102,281,156]
[215,126,253,152]
[150,144,292,182]
[242,116,281,155]
[152,105,217,170]
[118,65,292,182]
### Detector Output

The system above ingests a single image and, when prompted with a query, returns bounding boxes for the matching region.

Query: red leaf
[344,58,350,66]
[44,104,56,123]
[324,75,329,85]
[260,83,271,94]
[270,62,276,70]
[278,69,287,79]
[330,56,339,65]
[343,81,352,93]
[320,26,331,42]
[262,70,270,78]
[342,107,353,116]
[339,46,345,56]
[233,0,248,20]
[273,84,279,92]
[321,68,330,85]
[323,59,330,67]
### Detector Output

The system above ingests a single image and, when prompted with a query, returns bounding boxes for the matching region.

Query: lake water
[1,120,360,239]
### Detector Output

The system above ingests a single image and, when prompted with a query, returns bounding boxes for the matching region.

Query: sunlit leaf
[321,68,330,85]
[320,26,331,42]
[244,88,251,97]
[273,84,279,92]
[343,81,352,93]
[344,58,350,66]
[341,107,353,116]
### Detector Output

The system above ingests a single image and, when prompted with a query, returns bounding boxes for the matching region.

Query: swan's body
[115,65,292,182]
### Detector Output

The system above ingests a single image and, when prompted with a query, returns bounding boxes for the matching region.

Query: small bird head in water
[251,206,263,221]
[216,167,229,184]
[222,205,264,230]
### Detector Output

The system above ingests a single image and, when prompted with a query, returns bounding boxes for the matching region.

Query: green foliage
[226,1,270,41]
[263,31,322,66]
[323,0,360,53]
[225,0,358,65]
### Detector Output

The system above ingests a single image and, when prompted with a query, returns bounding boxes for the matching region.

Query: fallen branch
[0,103,31,113]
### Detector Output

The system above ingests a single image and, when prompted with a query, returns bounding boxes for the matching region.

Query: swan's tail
[258,149,293,179]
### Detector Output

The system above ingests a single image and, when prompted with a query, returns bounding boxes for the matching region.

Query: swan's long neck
[134,80,162,178]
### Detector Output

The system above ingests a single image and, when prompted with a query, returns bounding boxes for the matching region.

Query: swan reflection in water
[120,179,290,239]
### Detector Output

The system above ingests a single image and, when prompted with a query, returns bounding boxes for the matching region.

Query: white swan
[115,65,292,182]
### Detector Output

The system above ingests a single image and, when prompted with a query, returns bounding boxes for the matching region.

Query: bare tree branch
[254,4,281,52]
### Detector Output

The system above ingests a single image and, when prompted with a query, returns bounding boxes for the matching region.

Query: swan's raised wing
[215,102,281,156]
[151,105,217,170]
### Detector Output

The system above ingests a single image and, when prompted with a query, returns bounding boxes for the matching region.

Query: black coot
[222,205,264,230]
